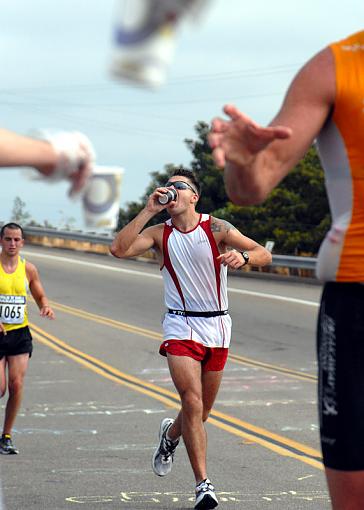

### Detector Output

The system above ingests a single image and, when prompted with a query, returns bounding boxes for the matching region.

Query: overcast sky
[0,0,362,229]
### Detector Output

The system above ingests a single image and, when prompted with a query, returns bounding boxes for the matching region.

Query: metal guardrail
[24,226,113,245]
[23,226,317,272]
[271,254,316,270]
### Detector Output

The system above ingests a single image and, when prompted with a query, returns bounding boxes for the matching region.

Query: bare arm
[209,47,335,205]
[110,211,161,259]
[0,128,95,195]
[0,129,57,172]
[211,217,272,268]
[110,186,172,258]
[26,262,55,319]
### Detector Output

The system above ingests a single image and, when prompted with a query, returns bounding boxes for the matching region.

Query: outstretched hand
[209,104,292,168]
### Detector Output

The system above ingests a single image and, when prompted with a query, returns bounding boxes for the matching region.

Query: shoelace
[160,436,178,462]
[196,480,215,494]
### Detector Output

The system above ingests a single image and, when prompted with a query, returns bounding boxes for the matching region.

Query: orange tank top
[316,31,364,282]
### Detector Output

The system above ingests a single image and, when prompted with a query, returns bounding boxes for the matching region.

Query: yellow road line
[30,322,323,471]
[229,353,317,382]
[43,299,317,382]
[46,300,161,340]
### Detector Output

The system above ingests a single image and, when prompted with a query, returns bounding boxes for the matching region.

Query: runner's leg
[167,369,223,438]
[167,353,206,482]
[2,354,29,435]
[201,369,224,421]
[0,358,6,398]
[325,468,364,510]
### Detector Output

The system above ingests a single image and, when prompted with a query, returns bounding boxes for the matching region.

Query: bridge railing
[20,226,318,278]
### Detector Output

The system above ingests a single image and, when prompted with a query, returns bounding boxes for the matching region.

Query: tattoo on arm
[211,218,237,233]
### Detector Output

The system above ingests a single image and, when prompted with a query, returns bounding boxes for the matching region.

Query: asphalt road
[0,246,330,509]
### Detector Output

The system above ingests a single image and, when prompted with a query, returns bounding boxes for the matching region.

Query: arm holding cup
[0,127,95,196]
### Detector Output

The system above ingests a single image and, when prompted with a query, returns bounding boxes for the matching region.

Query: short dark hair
[170,168,201,195]
[0,222,24,239]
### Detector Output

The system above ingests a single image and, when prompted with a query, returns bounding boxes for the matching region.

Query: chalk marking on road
[75,443,155,452]
[51,467,150,474]
[298,474,315,481]
[27,408,164,417]
[29,379,73,385]
[32,299,317,383]
[65,489,330,504]
[23,250,320,307]
[14,427,98,435]
[31,323,323,471]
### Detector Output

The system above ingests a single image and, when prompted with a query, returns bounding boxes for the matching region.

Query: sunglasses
[165,180,198,194]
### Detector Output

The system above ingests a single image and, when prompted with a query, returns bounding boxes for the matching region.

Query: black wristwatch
[241,251,250,266]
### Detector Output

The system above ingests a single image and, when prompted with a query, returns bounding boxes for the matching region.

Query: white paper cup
[109,0,181,88]
[82,166,124,230]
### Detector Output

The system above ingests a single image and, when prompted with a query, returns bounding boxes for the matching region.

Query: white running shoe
[151,418,179,476]
[194,478,218,509]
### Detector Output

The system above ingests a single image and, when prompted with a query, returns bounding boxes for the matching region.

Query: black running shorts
[317,282,364,470]
[0,326,33,359]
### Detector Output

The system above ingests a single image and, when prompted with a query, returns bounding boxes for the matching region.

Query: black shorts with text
[0,326,33,359]
[317,282,364,470]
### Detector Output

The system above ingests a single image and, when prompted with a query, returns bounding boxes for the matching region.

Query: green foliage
[213,147,330,254]
[185,122,228,213]
[116,123,331,255]
[11,197,31,225]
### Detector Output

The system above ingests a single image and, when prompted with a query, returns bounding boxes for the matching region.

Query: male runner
[209,30,364,510]
[110,169,271,509]
[0,222,55,454]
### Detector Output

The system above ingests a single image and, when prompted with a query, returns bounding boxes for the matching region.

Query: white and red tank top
[160,214,232,348]
[161,214,228,312]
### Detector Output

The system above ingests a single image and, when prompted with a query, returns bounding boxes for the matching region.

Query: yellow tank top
[0,256,29,331]
[316,31,364,282]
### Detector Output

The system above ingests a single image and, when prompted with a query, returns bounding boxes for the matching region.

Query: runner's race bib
[0,295,26,324]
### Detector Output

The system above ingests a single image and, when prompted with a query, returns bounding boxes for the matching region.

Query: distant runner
[0,223,55,454]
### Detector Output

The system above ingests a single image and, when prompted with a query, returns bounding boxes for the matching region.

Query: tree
[213,146,330,254]
[116,123,331,255]
[185,122,228,214]
[116,122,227,230]
[11,197,31,225]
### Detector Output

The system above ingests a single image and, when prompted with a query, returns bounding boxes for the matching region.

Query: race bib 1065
[0,295,26,324]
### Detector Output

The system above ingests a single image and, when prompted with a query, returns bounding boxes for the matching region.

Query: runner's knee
[181,390,203,416]
[8,376,24,395]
